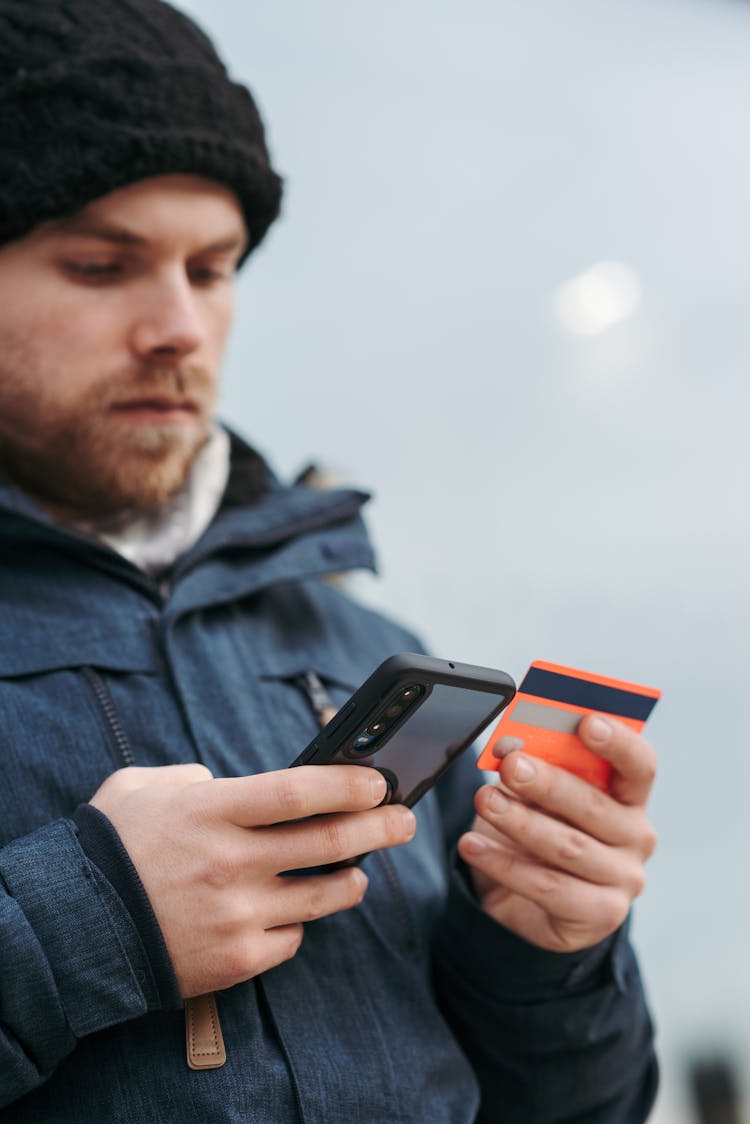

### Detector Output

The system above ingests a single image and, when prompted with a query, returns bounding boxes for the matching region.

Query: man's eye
[64,261,123,282]
[189,265,233,286]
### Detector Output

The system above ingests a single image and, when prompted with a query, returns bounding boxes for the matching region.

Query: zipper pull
[186,992,226,1070]
[296,670,338,728]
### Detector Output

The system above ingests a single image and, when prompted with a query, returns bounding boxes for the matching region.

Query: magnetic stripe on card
[520,666,659,722]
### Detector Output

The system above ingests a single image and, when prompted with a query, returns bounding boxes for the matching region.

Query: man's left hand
[457,714,657,952]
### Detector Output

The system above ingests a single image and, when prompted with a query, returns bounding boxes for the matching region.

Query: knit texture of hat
[0,0,282,256]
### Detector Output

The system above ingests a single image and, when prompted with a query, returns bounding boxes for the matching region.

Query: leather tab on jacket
[185,993,227,1070]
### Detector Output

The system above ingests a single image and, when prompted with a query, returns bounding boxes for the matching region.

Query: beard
[0,363,218,520]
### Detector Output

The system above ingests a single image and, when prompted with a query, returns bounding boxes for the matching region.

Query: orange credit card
[477,660,661,790]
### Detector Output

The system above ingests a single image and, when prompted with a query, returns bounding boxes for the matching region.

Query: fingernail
[588,716,611,742]
[488,787,510,813]
[351,868,368,894]
[493,735,524,758]
[370,771,387,801]
[401,808,417,839]
[462,832,489,854]
[511,755,535,782]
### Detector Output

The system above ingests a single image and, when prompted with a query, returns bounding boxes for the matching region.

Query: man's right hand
[89,764,416,997]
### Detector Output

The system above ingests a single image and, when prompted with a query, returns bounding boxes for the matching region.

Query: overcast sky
[180,1,750,1117]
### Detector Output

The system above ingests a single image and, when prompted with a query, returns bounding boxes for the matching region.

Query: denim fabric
[0,435,657,1122]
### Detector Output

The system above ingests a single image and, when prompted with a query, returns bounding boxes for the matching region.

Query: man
[0,1,658,1120]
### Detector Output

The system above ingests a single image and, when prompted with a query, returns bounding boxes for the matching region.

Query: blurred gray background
[181,0,749,1119]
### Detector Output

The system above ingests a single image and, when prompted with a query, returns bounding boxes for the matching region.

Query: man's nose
[129,274,205,360]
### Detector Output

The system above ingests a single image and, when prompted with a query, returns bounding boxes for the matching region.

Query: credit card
[477,660,661,790]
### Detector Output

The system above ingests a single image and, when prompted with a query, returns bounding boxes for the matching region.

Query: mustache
[100,364,214,407]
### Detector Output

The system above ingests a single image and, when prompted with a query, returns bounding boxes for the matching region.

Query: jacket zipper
[81,667,137,769]
[81,666,231,1082]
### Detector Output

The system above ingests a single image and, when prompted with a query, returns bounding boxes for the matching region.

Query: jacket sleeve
[0,813,179,1108]
[430,756,658,1124]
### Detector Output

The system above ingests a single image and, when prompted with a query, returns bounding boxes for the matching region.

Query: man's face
[0,174,247,519]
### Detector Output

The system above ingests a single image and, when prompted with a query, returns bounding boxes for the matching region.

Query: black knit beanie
[0,0,282,257]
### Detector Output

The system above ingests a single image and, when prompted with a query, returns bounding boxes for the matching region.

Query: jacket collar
[0,428,377,600]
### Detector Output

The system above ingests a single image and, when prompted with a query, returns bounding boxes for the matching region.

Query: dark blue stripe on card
[520,667,658,722]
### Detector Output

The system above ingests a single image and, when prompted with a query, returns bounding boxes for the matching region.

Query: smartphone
[290,653,516,807]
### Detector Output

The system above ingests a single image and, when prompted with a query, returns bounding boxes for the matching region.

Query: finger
[473,784,645,895]
[200,765,389,828]
[265,866,368,928]
[251,924,305,976]
[491,734,525,758]
[458,829,631,934]
[499,750,648,848]
[577,715,657,806]
[269,804,417,873]
[203,923,305,994]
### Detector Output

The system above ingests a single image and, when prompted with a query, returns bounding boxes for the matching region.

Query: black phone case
[291,652,516,808]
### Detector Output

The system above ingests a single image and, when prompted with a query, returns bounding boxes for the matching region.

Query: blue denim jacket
[0,436,657,1122]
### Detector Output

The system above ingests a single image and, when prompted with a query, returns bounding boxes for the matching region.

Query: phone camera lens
[384,703,403,719]
[367,721,385,736]
[347,736,375,757]
[400,685,420,702]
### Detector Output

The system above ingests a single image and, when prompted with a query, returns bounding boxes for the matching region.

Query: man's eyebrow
[50,219,146,245]
[201,233,249,256]
[48,219,248,255]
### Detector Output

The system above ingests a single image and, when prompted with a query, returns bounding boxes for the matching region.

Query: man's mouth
[109,395,200,420]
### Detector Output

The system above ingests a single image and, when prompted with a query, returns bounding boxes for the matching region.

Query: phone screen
[327,682,505,804]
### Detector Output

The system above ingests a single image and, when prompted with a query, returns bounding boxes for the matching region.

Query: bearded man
[0,2,658,1121]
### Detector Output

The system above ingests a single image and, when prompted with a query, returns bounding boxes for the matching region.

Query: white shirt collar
[74,425,231,575]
